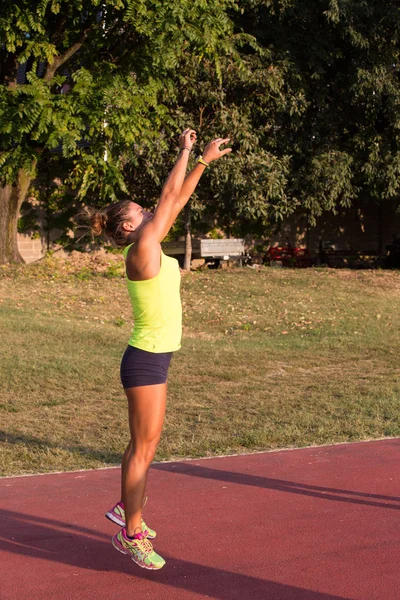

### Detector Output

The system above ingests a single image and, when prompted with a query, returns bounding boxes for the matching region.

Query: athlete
[90,129,232,569]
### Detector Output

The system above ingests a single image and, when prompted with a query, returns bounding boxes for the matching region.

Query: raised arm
[158,128,196,202]
[175,137,232,210]
[138,129,197,245]
[126,130,231,280]
[140,133,232,245]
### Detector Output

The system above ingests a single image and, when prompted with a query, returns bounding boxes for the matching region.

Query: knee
[131,438,159,466]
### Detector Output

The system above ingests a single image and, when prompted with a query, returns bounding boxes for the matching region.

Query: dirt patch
[49,249,124,274]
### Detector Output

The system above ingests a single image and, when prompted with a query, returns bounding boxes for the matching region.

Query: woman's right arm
[137,129,196,247]
[158,128,196,203]
[140,132,231,246]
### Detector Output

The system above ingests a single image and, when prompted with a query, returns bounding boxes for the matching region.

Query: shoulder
[125,237,162,280]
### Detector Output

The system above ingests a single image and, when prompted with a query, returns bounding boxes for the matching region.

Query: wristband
[180,146,191,153]
[197,155,210,167]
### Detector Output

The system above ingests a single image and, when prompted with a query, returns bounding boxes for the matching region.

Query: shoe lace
[136,536,153,555]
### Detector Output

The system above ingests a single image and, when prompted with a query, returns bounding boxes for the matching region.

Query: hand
[179,128,197,151]
[202,137,232,163]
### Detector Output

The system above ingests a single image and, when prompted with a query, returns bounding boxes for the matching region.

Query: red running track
[1,438,399,600]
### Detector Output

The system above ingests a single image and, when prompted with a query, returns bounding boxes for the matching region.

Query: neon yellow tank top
[123,244,182,353]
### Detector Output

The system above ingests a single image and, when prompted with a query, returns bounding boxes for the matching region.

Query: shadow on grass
[0,430,122,465]
[0,509,352,600]
[152,460,400,509]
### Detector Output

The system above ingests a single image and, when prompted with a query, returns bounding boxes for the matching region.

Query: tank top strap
[123,243,134,259]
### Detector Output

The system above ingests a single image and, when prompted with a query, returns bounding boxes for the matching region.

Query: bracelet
[180,146,191,153]
[197,155,210,167]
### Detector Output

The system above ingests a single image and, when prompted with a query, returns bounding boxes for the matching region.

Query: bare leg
[123,383,167,536]
[121,441,132,505]
[121,382,169,505]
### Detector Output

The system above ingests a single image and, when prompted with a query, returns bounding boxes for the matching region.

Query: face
[123,202,153,235]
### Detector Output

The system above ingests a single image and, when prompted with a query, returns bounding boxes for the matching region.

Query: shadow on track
[152,461,400,510]
[0,509,352,600]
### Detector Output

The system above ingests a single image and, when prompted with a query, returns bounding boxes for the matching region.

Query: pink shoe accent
[123,528,145,541]
[112,533,127,555]
[105,502,125,527]
[106,501,156,539]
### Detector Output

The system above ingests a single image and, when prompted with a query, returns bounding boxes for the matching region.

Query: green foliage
[206,227,224,239]
[3,0,400,250]
[300,151,357,222]
[18,155,77,249]
[230,0,400,222]
[0,0,239,190]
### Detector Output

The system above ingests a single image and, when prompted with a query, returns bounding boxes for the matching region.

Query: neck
[126,231,137,244]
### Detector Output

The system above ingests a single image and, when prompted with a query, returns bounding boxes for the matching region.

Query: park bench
[161,238,250,267]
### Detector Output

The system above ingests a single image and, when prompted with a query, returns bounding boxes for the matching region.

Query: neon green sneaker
[112,528,165,570]
[105,501,156,539]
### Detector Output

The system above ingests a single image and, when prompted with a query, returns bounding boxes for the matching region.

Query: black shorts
[120,345,173,389]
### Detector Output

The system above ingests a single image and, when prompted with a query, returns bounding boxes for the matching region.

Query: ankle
[125,526,142,539]
[125,517,142,538]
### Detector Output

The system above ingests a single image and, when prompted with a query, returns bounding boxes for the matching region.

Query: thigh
[125,383,167,445]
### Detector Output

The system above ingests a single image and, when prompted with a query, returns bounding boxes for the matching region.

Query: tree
[160,0,400,243]
[0,0,238,263]
[6,1,400,265]
[117,46,298,245]
[237,0,400,224]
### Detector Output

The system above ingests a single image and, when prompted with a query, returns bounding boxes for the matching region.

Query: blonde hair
[89,199,133,246]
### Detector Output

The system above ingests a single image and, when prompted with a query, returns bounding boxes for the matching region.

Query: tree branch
[43,28,91,82]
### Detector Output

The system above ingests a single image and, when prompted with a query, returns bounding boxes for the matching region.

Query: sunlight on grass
[1,258,399,475]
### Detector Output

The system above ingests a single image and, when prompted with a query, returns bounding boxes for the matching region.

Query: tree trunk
[183,201,192,271]
[0,169,32,264]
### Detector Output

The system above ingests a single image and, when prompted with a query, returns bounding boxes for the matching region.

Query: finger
[215,138,230,146]
[221,148,232,155]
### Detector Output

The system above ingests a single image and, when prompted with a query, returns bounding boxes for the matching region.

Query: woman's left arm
[140,136,231,245]
[175,137,232,210]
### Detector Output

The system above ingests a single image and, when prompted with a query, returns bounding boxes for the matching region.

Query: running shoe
[112,528,165,570]
[105,501,156,539]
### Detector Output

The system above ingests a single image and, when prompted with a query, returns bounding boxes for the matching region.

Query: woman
[90,128,231,570]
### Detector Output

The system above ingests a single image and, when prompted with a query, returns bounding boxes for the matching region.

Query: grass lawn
[1,254,399,476]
